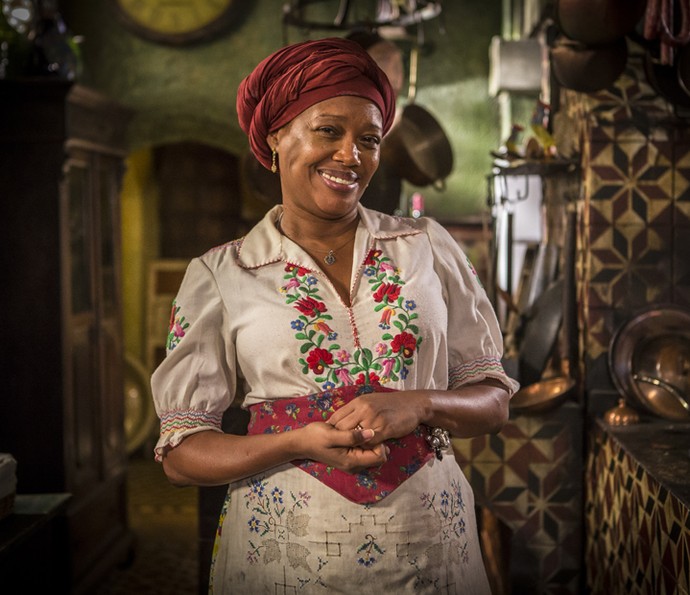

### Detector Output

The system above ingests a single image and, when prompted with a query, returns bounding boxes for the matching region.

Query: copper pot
[550,37,628,93]
[382,104,453,190]
[609,304,690,421]
[556,0,646,45]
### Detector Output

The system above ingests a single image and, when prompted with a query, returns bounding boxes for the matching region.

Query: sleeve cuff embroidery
[449,355,517,393]
[159,409,224,437]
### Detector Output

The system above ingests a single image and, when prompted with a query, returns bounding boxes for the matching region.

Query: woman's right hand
[160,424,389,488]
[296,422,389,473]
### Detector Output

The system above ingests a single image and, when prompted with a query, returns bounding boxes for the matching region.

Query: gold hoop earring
[271,149,278,174]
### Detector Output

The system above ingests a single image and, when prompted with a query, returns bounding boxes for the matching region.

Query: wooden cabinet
[0,80,133,593]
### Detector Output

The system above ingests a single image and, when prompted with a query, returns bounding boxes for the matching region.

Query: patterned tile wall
[563,47,690,406]
[559,43,690,593]
[453,403,584,595]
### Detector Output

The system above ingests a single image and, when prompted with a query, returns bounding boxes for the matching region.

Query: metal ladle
[633,373,690,413]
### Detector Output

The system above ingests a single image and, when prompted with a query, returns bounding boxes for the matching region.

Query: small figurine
[491,123,524,161]
[529,100,558,159]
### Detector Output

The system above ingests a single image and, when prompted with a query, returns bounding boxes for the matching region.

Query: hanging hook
[493,172,530,207]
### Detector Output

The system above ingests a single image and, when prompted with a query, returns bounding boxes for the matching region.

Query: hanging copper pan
[381,43,453,190]
[555,0,647,45]
[550,36,628,93]
[381,103,453,189]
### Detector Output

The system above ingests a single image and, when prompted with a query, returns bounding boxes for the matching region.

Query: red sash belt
[246,384,437,504]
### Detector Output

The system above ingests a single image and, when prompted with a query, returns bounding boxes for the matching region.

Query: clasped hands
[298,390,423,474]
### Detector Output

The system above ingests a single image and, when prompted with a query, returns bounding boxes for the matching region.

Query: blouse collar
[236,204,422,270]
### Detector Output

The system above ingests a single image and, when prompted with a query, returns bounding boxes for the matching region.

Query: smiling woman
[150,37,518,594]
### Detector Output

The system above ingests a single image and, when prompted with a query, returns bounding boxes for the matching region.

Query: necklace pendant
[324,250,336,265]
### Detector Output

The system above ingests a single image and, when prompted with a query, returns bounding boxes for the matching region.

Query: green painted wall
[63,0,503,218]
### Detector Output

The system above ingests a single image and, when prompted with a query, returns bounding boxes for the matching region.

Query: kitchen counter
[602,418,690,508]
[586,417,690,594]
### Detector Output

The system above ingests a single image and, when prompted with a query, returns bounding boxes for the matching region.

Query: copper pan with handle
[381,44,454,190]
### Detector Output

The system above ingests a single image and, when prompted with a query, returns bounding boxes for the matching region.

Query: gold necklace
[276,214,356,266]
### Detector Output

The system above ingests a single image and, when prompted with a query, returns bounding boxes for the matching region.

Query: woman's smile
[318,168,360,191]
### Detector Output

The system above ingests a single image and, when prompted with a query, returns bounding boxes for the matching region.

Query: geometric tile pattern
[453,402,584,595]
[554,45,690,595]
[566,50,690,359]
[585,422,690,595]
[676,144,690,229]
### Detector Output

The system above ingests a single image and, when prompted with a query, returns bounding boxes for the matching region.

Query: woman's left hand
[327,391,425,443]
[327,381,511,443]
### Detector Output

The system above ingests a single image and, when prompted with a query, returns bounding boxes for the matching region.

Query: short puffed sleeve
[425,219,519,395]
[150,257,236,461]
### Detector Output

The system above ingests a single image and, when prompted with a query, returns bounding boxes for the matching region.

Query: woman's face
[268,95,383,221]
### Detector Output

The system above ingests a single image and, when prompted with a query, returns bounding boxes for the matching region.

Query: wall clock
[111,0,240,46]
[1,0,35,35]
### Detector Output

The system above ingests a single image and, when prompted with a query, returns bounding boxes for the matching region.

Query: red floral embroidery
[379,307,393,328]
[391,332,417,358]
[285,263,310,276]
[294,296,327,317]
[364,249,382,265]
[306,348,333,374]
[356,371,380,385]
[373,282,401,304]
[167,301,189,351]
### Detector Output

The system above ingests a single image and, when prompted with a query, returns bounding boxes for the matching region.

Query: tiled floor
[96,455,200,595]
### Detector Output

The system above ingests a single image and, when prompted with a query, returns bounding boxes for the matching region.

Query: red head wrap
[236,37,397,170]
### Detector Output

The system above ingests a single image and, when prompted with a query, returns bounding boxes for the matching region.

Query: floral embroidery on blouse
[279,250,422,389]
[167,301,189,351]
[465,254,483,288]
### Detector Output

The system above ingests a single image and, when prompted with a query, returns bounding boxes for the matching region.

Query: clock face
[112,0,239,45]
[2,0,35,35]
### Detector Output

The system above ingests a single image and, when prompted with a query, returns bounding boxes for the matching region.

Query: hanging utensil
[510,376,575,415]
[382,41,453,189]
[644,0,690,65]
[382,104,453,189]
[660,0,690,47]
[556,0,646,45]
[644,47,690,107]
[550,36,628,93]
[516,278,564,386]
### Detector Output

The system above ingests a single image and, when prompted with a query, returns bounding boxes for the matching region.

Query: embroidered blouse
[151,204,518,461]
